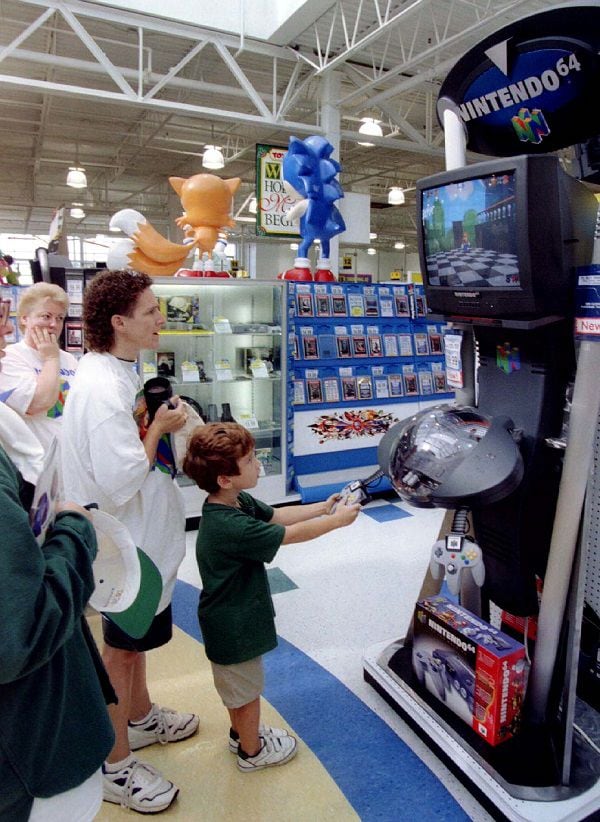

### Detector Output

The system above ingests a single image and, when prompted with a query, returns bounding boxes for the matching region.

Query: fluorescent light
[369,232,378,240]
[290,242,299,251]
[66,167,87,188]
[395,241,406,250]
[69,204,85,219]
[202,145,225,170]
[358,117,382,146]
[388,186,405,205]
[249,196,257,214]
[367,247,377,255]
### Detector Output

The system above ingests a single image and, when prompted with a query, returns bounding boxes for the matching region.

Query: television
[417,154,598,319]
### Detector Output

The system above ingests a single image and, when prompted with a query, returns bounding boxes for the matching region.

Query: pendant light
[388,187,405,205]
[67,143,87,188]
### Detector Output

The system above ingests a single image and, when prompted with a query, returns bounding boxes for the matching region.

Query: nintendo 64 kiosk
[361,157,600,822]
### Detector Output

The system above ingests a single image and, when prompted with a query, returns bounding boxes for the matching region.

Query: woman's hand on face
[31,326,61,361]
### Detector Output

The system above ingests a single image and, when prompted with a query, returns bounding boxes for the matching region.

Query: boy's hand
[323,492,340,515]
[152,396,187,434]
[329,497,360,527]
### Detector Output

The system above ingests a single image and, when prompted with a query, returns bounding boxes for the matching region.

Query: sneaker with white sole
[102,756,179,813]
[237,733,297,772]
[128,704,199,751]
[229,724,290,753]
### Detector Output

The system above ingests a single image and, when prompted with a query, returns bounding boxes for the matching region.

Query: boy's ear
[217,474,233,490]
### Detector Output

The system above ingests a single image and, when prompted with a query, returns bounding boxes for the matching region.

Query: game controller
[429,533,485,596]
[331,479,371,513]
[461,625,512,651]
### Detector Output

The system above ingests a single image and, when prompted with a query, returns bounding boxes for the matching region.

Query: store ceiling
[0,0,576,253]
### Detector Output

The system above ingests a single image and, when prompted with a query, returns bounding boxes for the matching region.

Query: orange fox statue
[107,173,241,276]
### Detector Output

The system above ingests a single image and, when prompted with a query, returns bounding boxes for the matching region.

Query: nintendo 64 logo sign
[438,7,600,156]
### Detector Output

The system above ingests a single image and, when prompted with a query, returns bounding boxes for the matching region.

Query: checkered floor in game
[426,248,519,288]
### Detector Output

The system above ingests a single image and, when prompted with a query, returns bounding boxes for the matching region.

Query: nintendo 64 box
[412,595,529,746]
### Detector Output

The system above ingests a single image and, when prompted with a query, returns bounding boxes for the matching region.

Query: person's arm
[24,327,62,416]
[0,460,98,683]
[270,492,339,526]
[280,497,360,545]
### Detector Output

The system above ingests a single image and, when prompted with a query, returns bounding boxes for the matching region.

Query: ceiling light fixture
[67,167,87,188]
[290,242,299,251]
[358,117,383,146]
[69,204,85,219]
[67,142,87,188]
[388,187,405,205]
[202,145,224,170]
[367,247,377,255]
[395,241,406,250]
[369,232,378,240]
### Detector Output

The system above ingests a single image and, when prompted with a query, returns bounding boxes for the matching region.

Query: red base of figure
[203,270,232,278]
[314,268,335,282]
[174,268,203,277]
[282,256,312,281]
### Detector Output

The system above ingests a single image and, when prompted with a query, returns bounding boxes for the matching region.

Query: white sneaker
[237,733,298,772]
[128,703,199,750]
[102,757,179,813]
[229,724,290,753]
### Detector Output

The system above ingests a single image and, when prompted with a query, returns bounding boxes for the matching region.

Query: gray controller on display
[429,533,485,596]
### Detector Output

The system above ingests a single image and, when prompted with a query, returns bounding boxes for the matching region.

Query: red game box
[412,595,529,746]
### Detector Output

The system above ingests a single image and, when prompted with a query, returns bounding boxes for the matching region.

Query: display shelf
[288,281,454,499]
[139,279,289,515]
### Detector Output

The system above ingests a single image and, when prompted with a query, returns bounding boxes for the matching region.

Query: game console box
[412,595,529,746]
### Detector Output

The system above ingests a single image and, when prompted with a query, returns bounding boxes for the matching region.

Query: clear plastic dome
[387,405,490,504]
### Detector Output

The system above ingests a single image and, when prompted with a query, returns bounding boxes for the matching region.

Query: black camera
[143,376,174,423]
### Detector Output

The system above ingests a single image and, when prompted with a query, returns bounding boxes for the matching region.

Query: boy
[183,422,360,772]
[61,270,199,813]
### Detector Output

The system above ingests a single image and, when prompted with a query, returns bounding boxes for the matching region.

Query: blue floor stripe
[172,579,469,822]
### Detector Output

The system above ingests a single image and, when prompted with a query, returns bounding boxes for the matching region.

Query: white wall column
[321,71,342,275]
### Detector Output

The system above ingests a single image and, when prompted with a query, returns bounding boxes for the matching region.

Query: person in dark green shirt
[183,422,360,773]
[0,315,115,820]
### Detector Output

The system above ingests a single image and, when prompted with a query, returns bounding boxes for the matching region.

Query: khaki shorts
[210,656,264,709]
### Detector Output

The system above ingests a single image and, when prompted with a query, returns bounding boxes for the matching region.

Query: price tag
[213,317,232,333]
[250,359,270,379]
[181,361,200,382]
[238,413,259,429]
[215,359,233,381]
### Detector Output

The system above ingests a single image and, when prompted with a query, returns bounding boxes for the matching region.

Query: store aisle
[97,496,493,821]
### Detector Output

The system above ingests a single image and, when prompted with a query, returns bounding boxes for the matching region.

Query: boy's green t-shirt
[196,490,286,665]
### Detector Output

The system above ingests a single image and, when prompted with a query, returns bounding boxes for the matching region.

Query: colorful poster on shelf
[255,144,300,238]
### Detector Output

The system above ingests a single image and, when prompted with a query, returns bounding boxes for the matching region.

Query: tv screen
[417,155,597,319]
[421,171,519,289]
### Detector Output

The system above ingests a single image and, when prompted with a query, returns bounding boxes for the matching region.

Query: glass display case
[139,279,288,516]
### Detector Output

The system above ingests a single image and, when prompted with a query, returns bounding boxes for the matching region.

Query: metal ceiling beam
[0,73,323,131]
[15,0,299,62]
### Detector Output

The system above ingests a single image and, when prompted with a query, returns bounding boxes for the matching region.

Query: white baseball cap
[89,509,162,638]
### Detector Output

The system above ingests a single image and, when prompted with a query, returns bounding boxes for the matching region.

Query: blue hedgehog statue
[282,135,345,278]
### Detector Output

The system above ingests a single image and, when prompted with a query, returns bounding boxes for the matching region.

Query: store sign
[438,6,600,156]
[575,267,600,340]
[255,144,300,239]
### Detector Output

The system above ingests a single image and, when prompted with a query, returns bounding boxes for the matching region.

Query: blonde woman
[0,282,78,452]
